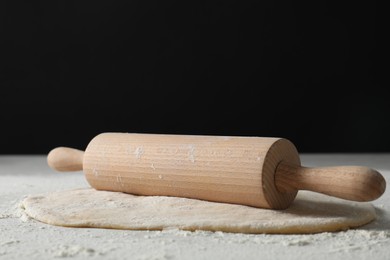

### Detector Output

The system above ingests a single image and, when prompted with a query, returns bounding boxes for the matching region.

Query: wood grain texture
[47,133,386,210]
[83,133,300,209]
[275,162,386,202]
[47,147,84,172]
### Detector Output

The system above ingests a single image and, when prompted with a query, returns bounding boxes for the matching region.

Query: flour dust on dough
[22,189,375,234]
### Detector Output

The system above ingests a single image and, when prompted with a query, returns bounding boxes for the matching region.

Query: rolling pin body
[48,133,386,209]
[83,133,300,209]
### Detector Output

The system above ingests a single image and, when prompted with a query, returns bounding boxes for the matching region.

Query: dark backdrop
[1,1,387,154]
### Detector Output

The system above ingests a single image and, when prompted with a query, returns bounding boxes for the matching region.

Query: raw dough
[22,189,375,234]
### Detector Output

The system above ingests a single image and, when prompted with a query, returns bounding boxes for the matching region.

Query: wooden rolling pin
[47,133,386,209]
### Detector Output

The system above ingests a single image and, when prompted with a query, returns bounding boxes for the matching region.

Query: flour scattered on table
[52,245,96,258]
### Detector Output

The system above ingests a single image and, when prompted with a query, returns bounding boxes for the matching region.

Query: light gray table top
[1,154,389,260]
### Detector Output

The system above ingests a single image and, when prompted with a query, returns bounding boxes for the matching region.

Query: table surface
[1,154,389,260]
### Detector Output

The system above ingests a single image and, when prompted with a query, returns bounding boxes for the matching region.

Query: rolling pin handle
[275,162,386,202]
[47,147,84,172]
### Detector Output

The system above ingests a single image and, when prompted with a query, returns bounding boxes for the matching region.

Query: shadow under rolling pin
[47,133,386,210]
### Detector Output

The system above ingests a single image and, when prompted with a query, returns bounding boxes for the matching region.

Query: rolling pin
[47,133,386,209]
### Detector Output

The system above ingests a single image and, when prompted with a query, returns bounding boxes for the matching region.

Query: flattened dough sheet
[22,189,375,234]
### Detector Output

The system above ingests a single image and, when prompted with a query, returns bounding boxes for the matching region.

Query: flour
[1,154,389,260]
[134,147,144,159]
[187,145,195,163]
[13,201,33,222]
[52,245,96,258]
[1,240,20,246]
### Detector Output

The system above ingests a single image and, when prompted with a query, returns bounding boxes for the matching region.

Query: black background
[0,1,388,154]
